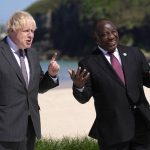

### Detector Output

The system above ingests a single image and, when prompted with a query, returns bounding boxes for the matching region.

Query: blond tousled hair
[7,11,37,33]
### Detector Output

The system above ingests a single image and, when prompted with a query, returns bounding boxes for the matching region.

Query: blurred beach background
[39,59,96,139]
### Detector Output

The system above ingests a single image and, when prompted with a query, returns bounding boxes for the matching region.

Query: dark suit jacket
[0,38,59,142]
[73,45,150,145]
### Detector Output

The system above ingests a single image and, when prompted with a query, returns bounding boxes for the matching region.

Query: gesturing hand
[68,67,90,88]
[48,53,60,77]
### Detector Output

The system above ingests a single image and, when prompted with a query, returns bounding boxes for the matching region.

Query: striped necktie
[19,49,28,88]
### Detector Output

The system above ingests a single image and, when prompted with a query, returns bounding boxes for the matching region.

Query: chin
[110,45,117,51]
[26,45,32,48]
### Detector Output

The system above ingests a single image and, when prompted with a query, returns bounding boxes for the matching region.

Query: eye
[22,29,29,33]
[112,30,118,35]
[31,30,34,33]
[97,33,107,38]
[22,29,35,34]
[101,33,107,37]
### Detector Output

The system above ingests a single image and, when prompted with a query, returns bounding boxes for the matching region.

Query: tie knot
[19,49,25,57]
[107,52,114,56]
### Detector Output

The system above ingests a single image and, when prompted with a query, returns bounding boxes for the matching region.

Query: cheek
[16,34,24,40]
[14,35,23,46]
[99,38,107,44]
[96,37,103,43]
[18,36,25,44]
[17,36,27,47]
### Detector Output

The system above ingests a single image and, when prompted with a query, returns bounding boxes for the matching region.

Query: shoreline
[56,80,72,89]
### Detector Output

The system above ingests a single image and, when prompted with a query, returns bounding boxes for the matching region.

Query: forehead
[22,22,36,29]
[16,22,36,32]
[95,21,117,32]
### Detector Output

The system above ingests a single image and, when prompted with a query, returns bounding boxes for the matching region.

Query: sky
[0,0,38,24]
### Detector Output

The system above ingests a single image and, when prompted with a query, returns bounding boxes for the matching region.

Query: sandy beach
[38,83,150,139]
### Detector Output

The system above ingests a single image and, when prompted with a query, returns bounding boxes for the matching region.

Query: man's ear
[9,28,14,32]
[93,31,98,41]
[8,28,14,35]
[93,31,102,46]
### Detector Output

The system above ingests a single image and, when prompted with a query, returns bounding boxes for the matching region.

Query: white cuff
[76,87,84,92]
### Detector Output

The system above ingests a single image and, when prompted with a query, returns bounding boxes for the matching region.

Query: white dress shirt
[98,46,122,65]
[6,36,58,84]
[6,36,30,83]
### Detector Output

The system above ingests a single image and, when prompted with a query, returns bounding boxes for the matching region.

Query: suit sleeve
[38,69,59,93]
[138,49,150,87]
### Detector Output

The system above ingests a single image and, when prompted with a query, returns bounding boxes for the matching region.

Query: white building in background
[0,33,6,39]
[0,32,7,39]
[0,25,7,39]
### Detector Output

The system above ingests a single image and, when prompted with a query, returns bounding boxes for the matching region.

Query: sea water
[40,59,78,88]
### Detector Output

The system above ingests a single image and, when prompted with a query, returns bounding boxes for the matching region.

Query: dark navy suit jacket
[73,45,150,145]
[0,37,58,141]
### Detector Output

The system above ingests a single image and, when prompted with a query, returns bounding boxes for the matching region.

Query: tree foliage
[26,0,150,57]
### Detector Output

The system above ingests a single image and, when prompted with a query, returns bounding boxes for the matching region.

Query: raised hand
[68,67,90,88]
[48,52,60,77]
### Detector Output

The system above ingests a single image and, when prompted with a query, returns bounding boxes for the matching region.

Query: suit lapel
[26,49,35,90]
[118,45,130,87]
[93,48,125,87]
[0,39,27,88]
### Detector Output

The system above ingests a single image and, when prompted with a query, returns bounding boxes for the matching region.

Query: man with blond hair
[0,11,60,150]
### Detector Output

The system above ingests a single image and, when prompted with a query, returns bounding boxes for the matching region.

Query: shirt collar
[98,45,118,55]
[6,36,19,53]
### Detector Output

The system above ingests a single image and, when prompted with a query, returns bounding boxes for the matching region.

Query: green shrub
[35,137,99,150]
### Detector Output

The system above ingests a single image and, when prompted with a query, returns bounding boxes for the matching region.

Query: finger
[51,52,57,61]
[71,69,76,77]
[68,69,72,76]
[80,69,87,78]
[83,72,90,81]
[68,69,75,76]
[76,67,81,77]
[68,69,76,80]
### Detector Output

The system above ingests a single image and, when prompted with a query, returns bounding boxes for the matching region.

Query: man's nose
[28,31,34,37]
[109,33,115,40]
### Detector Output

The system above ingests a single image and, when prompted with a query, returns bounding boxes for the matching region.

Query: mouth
[108,41,117,46]
[26,39,32,45]
[105,41,118,52]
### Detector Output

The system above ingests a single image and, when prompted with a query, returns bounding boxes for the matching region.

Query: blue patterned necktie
[19,49,28,88]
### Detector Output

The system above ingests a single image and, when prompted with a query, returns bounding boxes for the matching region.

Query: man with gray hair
[0,11,60,150]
